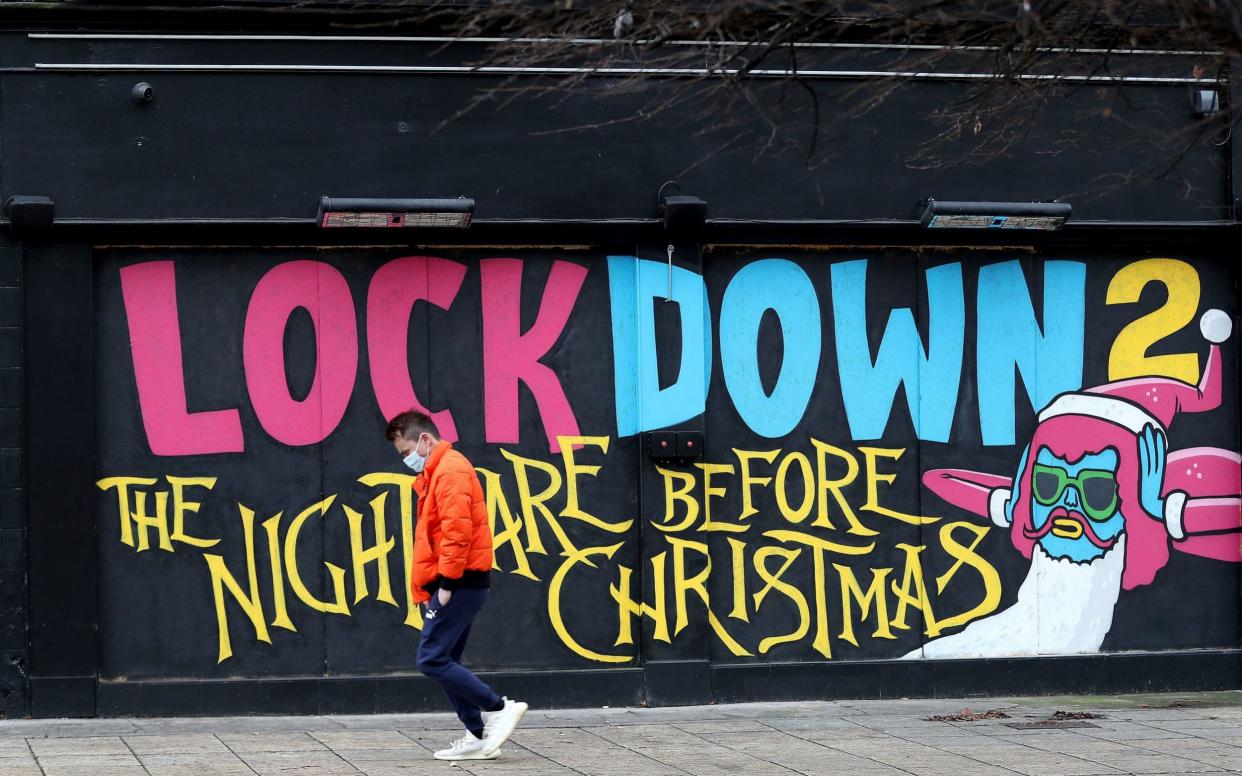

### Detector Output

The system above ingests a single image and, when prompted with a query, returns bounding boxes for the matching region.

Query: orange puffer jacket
[410,441,494,604]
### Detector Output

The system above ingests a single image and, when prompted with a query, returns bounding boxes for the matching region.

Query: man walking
[386,409,528,761]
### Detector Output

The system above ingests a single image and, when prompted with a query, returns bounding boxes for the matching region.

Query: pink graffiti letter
[480,259,586,452]
[119,261,244,456]
[367,256,466,440]
[243,261,358,446]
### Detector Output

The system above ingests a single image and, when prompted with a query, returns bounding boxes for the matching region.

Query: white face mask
[402,436,429,473]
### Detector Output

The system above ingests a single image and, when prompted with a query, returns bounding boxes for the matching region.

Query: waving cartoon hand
[1138,423,1167,519]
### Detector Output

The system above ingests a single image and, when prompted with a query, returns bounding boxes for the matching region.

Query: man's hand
[437,588,452,606]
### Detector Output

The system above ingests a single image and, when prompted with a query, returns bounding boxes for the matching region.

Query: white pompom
[1200,308,1232,344]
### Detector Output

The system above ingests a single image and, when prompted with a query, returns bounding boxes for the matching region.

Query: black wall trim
[25,244,97,718]
[97,668,647,718]
[91,652,1242,718]
[30,677,96,718]
[5,222,1240,255]
[713,650,1242,702]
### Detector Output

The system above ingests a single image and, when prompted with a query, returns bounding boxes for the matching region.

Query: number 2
[1106,258,1201,384]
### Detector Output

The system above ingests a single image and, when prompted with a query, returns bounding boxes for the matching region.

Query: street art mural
[92,250,1241,679]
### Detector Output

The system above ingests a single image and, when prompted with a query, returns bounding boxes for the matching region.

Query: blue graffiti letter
[977,260,1085,446]
[831,260,964,442]
[719,259,822,437]
[607,255,712,436]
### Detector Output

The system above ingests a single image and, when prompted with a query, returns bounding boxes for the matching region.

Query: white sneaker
[480,697,528,755]
[433,734,501,761]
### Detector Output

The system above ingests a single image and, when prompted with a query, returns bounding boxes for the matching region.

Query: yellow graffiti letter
[548,543,631,663]
[934,521,1002,631]
[260,512,296,632]
[359,473,421,628]
[558,435,633,534]
[97,476,158,548]
[890,543,940,637]
[811,439,876,536]
[203,505,271,662]
[667,536,752,656]
[734,448,779,520]
[727,537,749,622]
[653,466,699,533]
[774,452,814,524]
[752,546,809,654]
[477,467,537,581]
[166,475,221,548]
[283,496,350,615]
[501,448,574,556]
[858,448,939,526]
[834,564,895,647]
[345,492,398,607]
[611,552,670,646]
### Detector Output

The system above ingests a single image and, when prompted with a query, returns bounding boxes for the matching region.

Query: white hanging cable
[666,244,675,302]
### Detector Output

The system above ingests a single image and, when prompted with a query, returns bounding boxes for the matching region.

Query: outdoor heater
[317,196,475,228]
[920,200,1071,230]
[1192,88,1221,117]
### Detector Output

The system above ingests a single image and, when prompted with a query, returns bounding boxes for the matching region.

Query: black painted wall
[0,34,1230,226]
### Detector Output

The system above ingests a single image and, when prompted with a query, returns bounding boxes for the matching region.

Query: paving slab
[123,732,232,754]
[337,748,433,765]
[34,753,147,776]
[138,751,256,776]
[309,731,416,750]
[217,731,330,753]
[27,737,131,757]
[238,749,359,775]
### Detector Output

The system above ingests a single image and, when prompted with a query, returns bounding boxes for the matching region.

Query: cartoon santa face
[1000,410,1168,588]
[1026,446,1123,562]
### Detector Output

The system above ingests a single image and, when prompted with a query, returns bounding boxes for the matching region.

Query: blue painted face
[1027,446,1124,562]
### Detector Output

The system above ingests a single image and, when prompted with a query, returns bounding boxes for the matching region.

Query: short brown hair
[385,409,440,441]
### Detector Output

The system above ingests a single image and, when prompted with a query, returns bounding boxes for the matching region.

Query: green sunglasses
[1031,464,1119,521]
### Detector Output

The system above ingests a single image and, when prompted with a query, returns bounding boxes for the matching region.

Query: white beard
[903,534,1126,659]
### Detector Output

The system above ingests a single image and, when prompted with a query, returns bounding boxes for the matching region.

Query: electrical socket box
[646,430,704,463]
[677,431,703,460]
[647,431,678,461]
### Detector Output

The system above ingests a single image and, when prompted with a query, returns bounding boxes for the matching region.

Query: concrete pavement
[1,691,1241,775]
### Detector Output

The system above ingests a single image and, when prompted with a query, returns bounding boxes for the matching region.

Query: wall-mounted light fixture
[131,82,154,104]
[317,196,474,228]
[920,199,1071,230]
[657,181,706,238]
[1191,88,1221,118]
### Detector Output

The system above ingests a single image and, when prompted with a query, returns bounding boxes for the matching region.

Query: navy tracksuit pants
[416,587,503,733]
